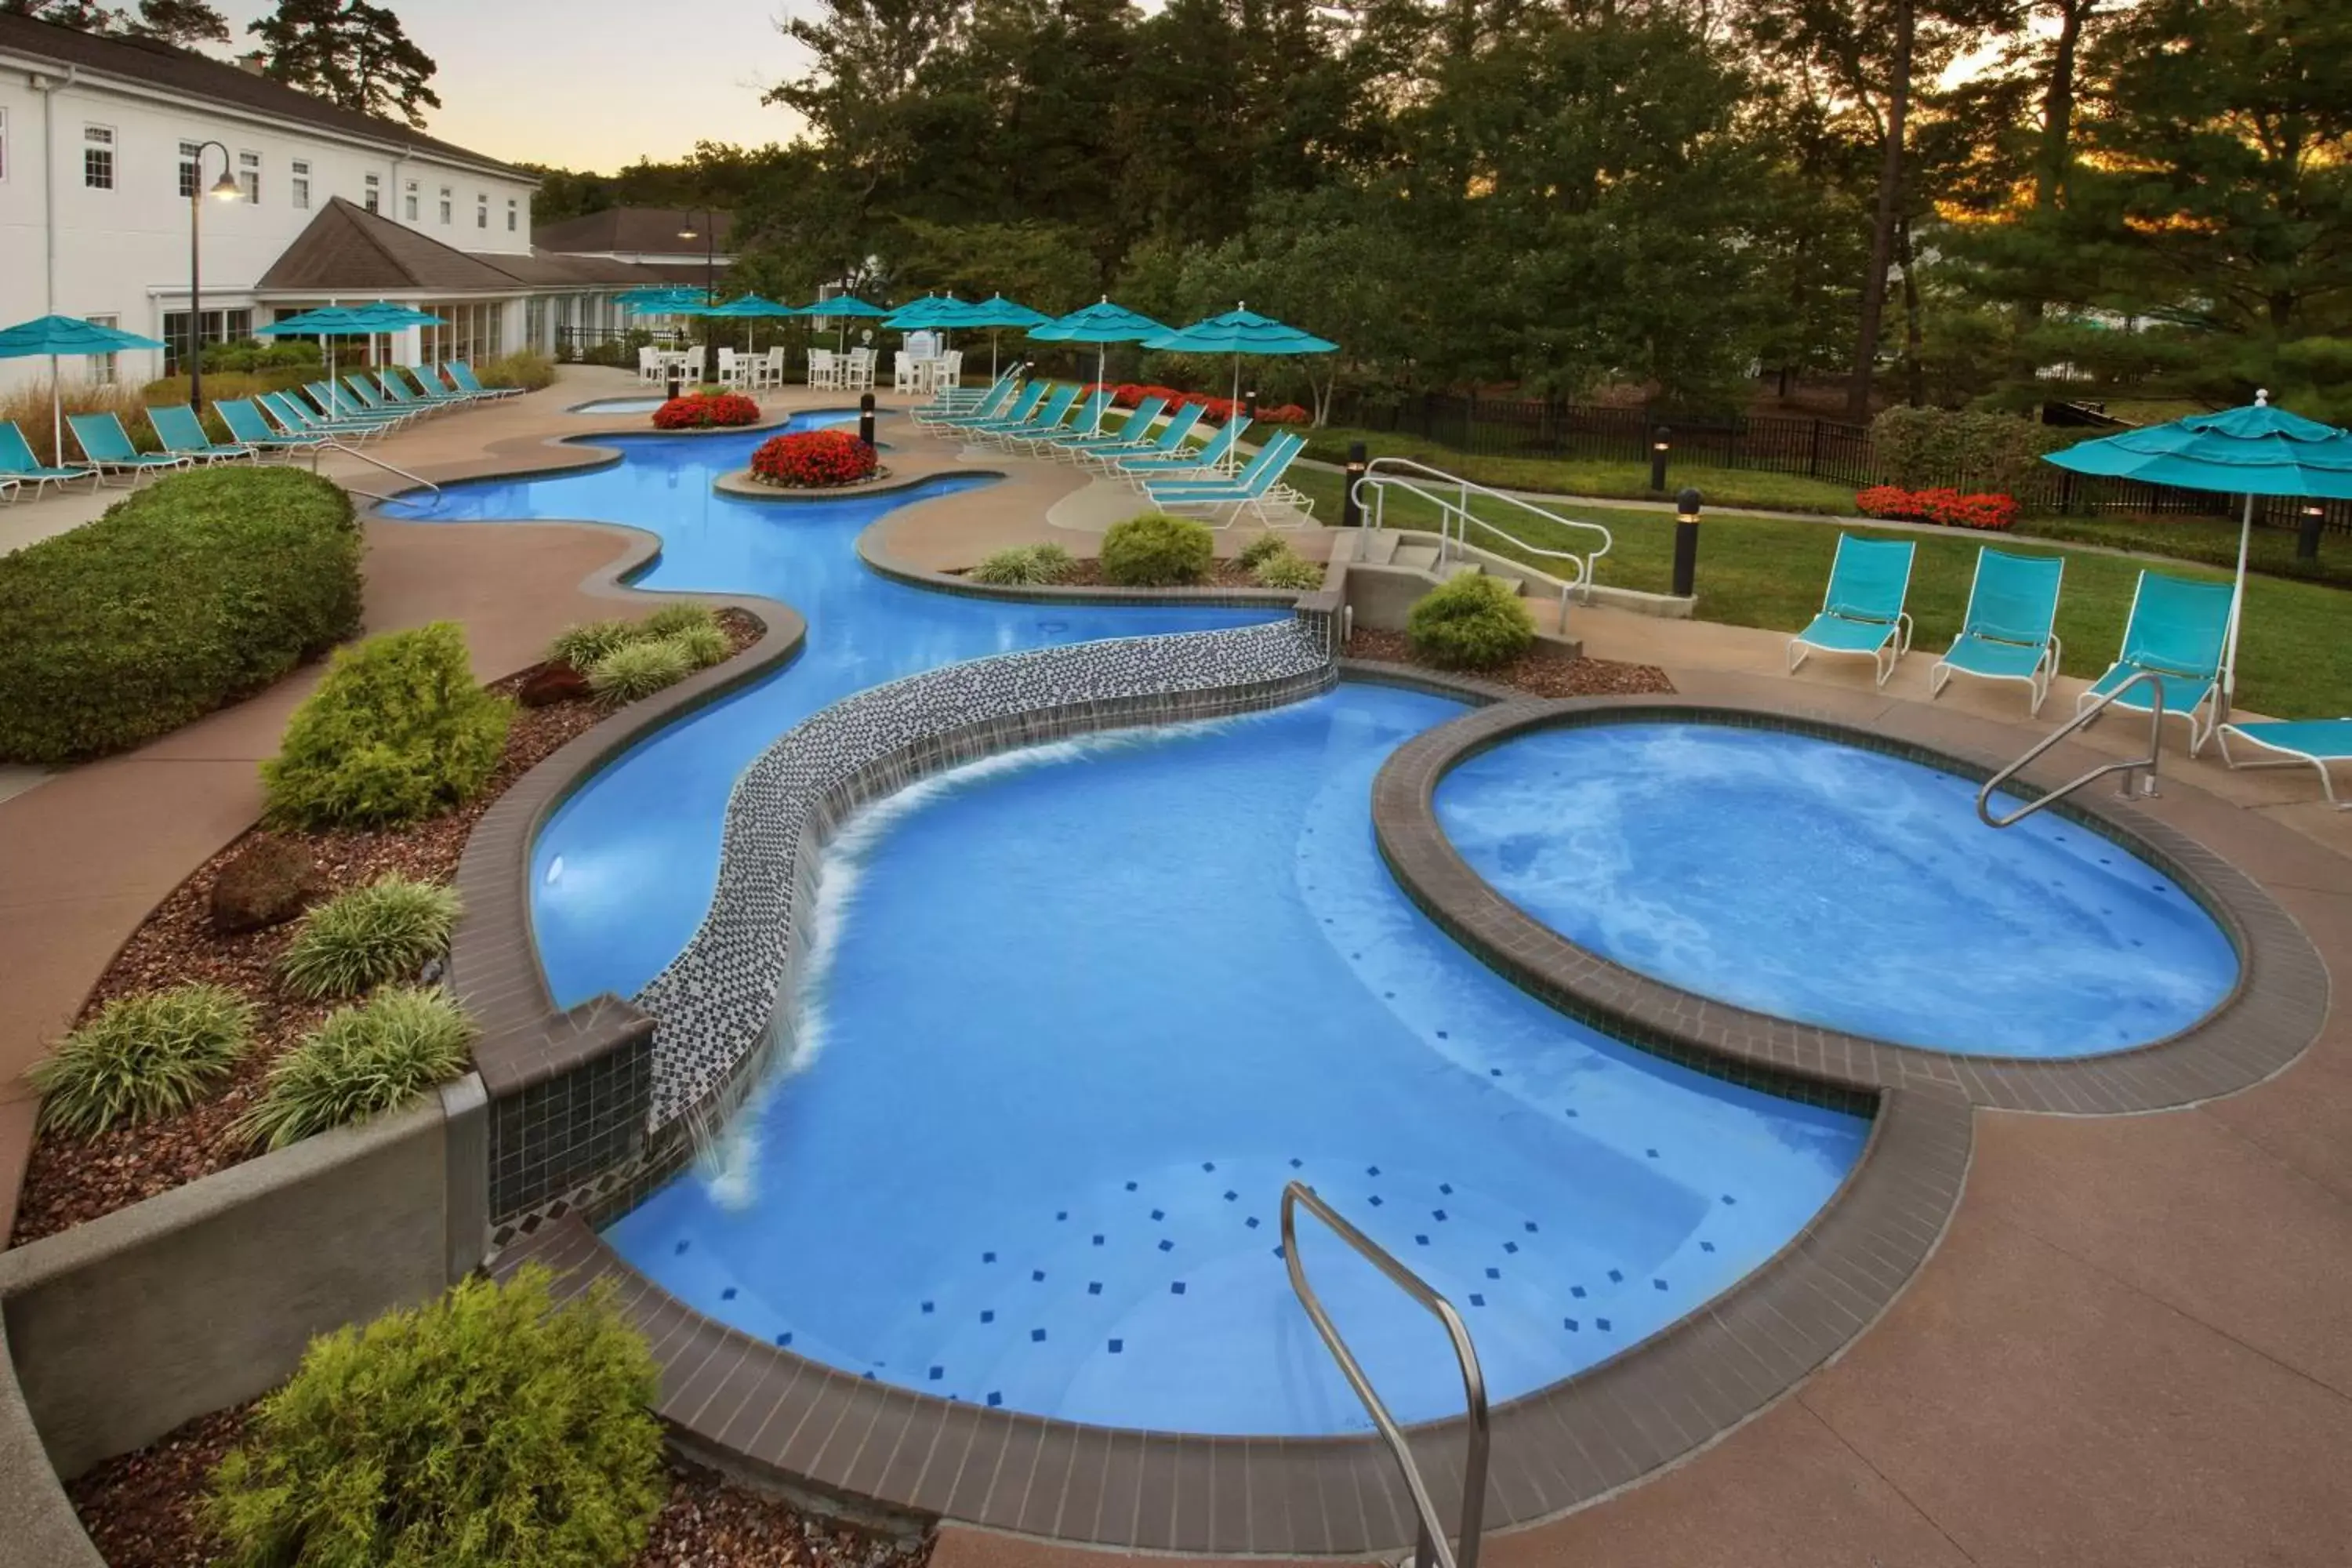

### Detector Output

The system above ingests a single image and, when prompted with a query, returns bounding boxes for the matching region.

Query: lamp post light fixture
[2299,501,2327,561]
[677,207,718,383]
[187,140,241,414]
[1650,425,1671,492]
[1341,441,1369,528]
[1671,486,1702,599]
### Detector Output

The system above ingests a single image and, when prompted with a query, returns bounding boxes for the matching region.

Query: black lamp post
[187,140,241,414]
[2299,502,2326,561]
[1650,425,1671,492]
[677,207,718,383]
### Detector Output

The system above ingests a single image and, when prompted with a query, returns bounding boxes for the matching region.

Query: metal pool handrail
[1281,1181,1489,1568]
[1350,456,1612,632]
[315,437,441,506]
[1977,666,2169,829]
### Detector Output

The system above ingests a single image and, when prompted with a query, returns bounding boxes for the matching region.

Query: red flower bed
[1857,485,2019,532]
[652,390,760,430]
[750,428,879,488]
[1091,383,1313,427]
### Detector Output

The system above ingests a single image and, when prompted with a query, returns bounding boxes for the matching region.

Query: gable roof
[534,207,733,256]
[0,12,532,181]
[258,198,682,293]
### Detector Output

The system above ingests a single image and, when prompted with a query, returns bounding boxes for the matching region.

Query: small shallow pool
[568,395,669,415]
[1435,721,2238,1056]
[605,686,1866,1435]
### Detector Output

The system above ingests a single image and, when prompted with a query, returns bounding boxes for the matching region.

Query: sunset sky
[215,0,804,169]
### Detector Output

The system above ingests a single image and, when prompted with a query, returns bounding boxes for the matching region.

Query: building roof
[534,207,734,256]
[0,12,532,181]
[258,198,677,294]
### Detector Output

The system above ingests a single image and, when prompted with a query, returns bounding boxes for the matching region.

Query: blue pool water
[607,685,1866,1435]
[1436,722,2238,1057]
[385,419,1277,1004]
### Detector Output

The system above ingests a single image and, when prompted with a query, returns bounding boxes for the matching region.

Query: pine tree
[249,0,441,129]
[3,0,228,43]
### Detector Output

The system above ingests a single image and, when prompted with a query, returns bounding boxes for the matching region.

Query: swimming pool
[605,685,1867,1435]
[1435,721,2239,1057]
[568,396,669,415]
[386,418,1278,1004]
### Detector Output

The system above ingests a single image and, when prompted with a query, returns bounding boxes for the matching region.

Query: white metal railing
[1976,667,2168,828]
[1350,457,1612,631]
[315,438,441,507]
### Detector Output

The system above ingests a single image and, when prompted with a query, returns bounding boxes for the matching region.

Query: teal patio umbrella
[702,292,799,352]
[1143,303,1337,430]
[0,313,168,463]
[956,293,1051,381]
[2045,391,2352,713]
[800,293,891,354]
[259,305,403,416]
[1030,299,1170,433]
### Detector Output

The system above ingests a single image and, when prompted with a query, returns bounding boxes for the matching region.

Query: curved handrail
[1282,1181,1488,1568]
[319,437,441,507]
[1351,455,1611,598]
[1977,666,2167,828]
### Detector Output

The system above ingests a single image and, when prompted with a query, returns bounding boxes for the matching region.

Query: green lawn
[1295,426,1864,514]
[1287,469,2352,718]
[2016,511,2352,592]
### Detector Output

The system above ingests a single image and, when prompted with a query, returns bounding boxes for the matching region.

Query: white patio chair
[717,347,742,387]
[941,350,964,390]
[894,352,919,394]
[846,349,877,390]
[808,348,838,389]
[637,346,662,384]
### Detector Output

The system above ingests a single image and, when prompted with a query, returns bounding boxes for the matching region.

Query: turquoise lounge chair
[343,372,424,421]
[306,380,400,425]
[376,367,466,408]
[1788,534,1916,688]
[1119,416,1250,481]
[67,412,191,486]
[217,398,328,454]
[2217,719,2352,809]
[916,365,1018,425]
[1080,403,1203,470]
[938,381,1047,432]
[1929,548,2065,714]
[0,420,98,495]
[1142,431,1312,530]
[1002,390,1109,452]
[265,390,388,441]
[1047,396,1167,459]
[442,361,522,399]
[147,405,256,465]
[2077,571,2234,755]
[973,384,1080,445]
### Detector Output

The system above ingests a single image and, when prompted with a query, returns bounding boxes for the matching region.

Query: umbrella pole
[1095,345,1107,434]
[1228,354,1243,474]
[2223,490,2254,715]
[50,354,62,470]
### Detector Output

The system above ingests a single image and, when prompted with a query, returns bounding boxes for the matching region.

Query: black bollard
[1671,487,1702,598]
[1650,425,1671,492]
[665,366,682,402]
[859,391,877,448]
[2299,503,2325,561]
[1341,441,1368,528]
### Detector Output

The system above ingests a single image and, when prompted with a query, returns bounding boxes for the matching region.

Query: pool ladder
[313,437,441,507]
[1282,1182,1489,1568]
[1976,667,2169,829]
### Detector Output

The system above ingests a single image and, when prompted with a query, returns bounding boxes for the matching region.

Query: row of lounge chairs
[910,372,1312,528]
[1788,534,2347,808]
[0,362,517,499]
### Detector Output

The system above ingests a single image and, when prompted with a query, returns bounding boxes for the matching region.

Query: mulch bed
[1346,626,1675,699]
[67,1403,931,1568]
[953,557,1284,590]
[7,610,761,1249]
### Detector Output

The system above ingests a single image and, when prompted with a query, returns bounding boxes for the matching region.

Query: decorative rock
[517,661,592,707]
[209,837,325,935]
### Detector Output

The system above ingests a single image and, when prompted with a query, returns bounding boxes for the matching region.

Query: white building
[0,13,683,393]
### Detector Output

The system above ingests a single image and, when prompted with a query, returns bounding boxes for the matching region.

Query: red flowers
[1857,485,2020,532]
[750,429,879,488]
[1090,383,1312,427]
[652,391,760,430]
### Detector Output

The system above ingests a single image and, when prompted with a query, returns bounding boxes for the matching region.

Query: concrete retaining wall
[0,1074,488,1483]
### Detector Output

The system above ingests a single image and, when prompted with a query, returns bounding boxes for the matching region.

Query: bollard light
[859,390,877,448]
[1650,425,1671,492]
[1341,441,1368,529]
[2299,502,2325,561]
[1671,486,1701,599]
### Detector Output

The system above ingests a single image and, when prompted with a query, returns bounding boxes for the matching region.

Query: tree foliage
[249,0,440,129]
[3,0,228,45]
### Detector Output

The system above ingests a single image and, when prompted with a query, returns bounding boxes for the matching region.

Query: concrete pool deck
[2,365,2350,1564]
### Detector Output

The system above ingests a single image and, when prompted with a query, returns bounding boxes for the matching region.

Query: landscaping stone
[517,661,593,707]
[206,839,324,935]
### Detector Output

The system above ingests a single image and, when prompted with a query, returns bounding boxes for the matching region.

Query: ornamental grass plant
[27,985,256,1138]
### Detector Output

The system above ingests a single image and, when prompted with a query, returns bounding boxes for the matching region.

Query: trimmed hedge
[1406,573,1537,670]
[0,468,363,764]
[1102,513,1214,586]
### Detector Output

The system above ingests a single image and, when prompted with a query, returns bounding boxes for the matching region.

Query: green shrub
[27,985,255,1139]
[209,1263,664,1567]
[546,618,641,670]
[1406,574,1537,670]
[971,543,1076,586]
[1252,550,1325,590]
[1101,513,1215,586]
[587,637,695,704]
[278,877,463,1000]
[235,986,476,1150]
[662,622,731,670]
[474,349,557,391]
[1237,533,1292,569]
[640,601,720,639]
[1869,406,2069,495]
[0,469,362,764]
[262,623,514,829]
[1029,541,1076,580]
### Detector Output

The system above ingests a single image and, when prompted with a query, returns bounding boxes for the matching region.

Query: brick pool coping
[1373,695,2327,1114]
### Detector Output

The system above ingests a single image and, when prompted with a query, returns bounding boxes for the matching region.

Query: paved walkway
[5,368,2350,1564]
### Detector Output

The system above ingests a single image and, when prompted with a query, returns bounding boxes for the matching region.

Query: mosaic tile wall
[636,617,1338,1134]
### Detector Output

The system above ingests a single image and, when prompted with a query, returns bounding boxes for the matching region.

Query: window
[404,179,419,221]
[506,197,518,233]
[161,307,253,376]
[291,159,310,210]
[178,140,201,198]
[364,172,380,212]
[238,150,260,203]
[437,186,451,223]
[83,125,114,190]
[476,193,488,229]
[84,314,119,385]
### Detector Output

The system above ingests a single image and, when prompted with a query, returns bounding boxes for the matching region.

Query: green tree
[4,0,228,43]
[250,0,441,129]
